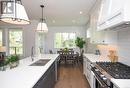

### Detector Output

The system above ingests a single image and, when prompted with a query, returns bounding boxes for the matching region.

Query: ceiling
[0,0,96,26]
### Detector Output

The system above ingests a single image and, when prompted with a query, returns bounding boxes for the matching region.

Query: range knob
[103,77,107,81]
[100,74,105,77]
[95,69,99,71]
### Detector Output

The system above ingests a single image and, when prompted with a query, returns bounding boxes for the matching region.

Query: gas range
[96,62,130,79]
[91,62,130,88]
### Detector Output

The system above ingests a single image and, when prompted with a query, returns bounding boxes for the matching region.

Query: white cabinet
[89,0,118,44]
[108,0,124,17]
[106,0,128,28]
[83,58,87,77]
[83,57,94,88]
[97,0,130,30]
[97,0,111,31]
[89,0,106,44]
[86,28,91,38]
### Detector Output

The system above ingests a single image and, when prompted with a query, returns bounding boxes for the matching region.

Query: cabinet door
[98,0,110,25]
[113,85,119,88]
[83,58,87,77]
[108,0,124,19]
[33,63,56,88]
[34,74,49,88]
[50,64,56,88]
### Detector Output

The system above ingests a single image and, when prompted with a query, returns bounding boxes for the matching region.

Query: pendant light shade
[36,5,48,32]
[0,0,30,25]
[37,20,48,33]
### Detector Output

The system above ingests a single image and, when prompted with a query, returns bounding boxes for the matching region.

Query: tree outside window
[55,33,76,48]
[9,30,23,55]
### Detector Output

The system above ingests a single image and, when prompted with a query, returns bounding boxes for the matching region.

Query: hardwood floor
[54,64,91,88]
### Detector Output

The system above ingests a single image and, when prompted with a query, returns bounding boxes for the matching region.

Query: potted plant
[63,47,69,53]
[8,55,19,69]
[75,37,86,55]
[0,57,10,71]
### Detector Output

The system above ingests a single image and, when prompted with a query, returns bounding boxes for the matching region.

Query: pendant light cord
[40,5,44,22]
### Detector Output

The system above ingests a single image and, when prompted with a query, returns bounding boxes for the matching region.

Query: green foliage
[75,37,86,49]
[8,55,19,63]
[63,47,69,53]
[4,58,10,65]
[0,55,19,67]
[0,57,10,67]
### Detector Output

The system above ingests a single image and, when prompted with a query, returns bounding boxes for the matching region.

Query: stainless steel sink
[29,59,50,66]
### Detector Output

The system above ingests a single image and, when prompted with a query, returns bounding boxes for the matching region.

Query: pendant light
[0,0,30,25]
[36,5,48,33]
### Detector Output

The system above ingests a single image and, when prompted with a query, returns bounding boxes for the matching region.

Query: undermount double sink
[29,59,50,66]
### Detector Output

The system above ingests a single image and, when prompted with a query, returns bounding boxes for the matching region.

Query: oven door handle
[94,75,106,87]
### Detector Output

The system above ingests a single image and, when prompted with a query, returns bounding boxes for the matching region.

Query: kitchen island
[0,54,59,88]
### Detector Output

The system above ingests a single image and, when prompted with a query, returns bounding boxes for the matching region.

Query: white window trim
[8,28,24,56]
[0,29,3,46]
[54,32,77,49]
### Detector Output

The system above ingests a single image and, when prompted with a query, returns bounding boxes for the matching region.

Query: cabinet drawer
[33,62,56,88]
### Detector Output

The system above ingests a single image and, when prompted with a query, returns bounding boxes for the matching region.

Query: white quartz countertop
[0,54,59,88]
[111,79,130,88]
[84,54,110,62]
[84,54,130,88]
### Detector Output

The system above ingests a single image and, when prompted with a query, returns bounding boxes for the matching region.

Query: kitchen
[0,0,130,88]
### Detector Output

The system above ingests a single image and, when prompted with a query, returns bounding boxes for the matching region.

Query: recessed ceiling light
[80,11,83,14]
[52,20,55,23]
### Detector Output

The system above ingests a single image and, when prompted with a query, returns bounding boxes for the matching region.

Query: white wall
[1,20,87,58]
[44,26,86,53]
[117,27,130,66]
[0,20,37,58]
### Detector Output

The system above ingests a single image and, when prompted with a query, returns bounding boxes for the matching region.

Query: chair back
[49,50,53,54]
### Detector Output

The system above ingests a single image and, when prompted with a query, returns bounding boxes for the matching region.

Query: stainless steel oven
[91,67,113,88]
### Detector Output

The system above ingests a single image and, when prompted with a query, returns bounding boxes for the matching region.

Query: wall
[0,20,37,58]
[86,0,130,66]
[1,20,87,58]
[44,26,86,53]
[117,27,130,66]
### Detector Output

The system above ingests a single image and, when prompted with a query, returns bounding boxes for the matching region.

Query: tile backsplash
[117,27,130,66]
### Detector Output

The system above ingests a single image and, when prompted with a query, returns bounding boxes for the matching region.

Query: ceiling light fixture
[80,11,83,14]
[0,0,30,25]
[36,5,48,33]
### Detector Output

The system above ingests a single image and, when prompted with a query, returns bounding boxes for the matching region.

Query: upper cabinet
[89,0,106,44]
[97,0,111,31]
[97,0,130,31]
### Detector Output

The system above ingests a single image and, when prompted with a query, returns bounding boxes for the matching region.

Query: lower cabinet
[33,62,56,88]
[83,57,93,88]
[113,85,119,88]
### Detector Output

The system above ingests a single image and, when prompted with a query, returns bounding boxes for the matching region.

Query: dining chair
[49,50,53,54]
[66,50,75,65]
[57,50,66,65]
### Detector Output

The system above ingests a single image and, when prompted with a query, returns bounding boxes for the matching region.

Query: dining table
[57,49,78,65]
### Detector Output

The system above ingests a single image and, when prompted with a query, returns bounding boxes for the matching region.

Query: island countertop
[0,54,59,88]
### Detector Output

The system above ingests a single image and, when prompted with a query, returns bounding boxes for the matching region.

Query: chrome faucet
[31,46,34,61]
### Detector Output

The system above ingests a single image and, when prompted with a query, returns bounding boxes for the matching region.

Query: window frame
[8,28,24,55]
[54,32,76,49]
[0,29,3,46]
